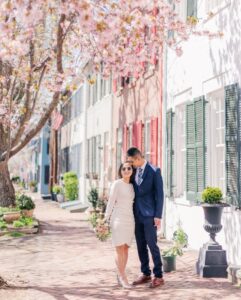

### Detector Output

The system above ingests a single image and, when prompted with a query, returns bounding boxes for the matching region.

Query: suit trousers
[134,209,163,278]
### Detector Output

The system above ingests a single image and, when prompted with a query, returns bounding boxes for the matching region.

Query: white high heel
[119,276,133,289]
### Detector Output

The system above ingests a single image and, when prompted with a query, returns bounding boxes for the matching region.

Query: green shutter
[186,102,196,200]
[187,0,197,18]
[225,83,241,207]
[186,96,206,201]
[195,97,206,199]
[166,109,174,197]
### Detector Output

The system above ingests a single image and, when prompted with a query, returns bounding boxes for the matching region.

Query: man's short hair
[127,147,142,157]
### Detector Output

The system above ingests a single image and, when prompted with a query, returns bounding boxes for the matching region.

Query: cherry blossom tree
[0,0,221,207]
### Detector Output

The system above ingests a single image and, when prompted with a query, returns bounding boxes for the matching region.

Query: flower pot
[3,211,21,223]
[162,256,176,272]
[57,194,64,203]
[202,204,228,245]
[21,209,34,217]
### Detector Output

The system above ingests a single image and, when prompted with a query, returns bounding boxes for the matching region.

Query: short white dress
[105,179,135,247]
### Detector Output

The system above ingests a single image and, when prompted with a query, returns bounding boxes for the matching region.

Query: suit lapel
[140,162,150,186]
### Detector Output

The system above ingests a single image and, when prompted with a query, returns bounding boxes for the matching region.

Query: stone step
[59,200,89,213]
[68,205,89,213]
[227,265,241,284]
[59,200,82,209]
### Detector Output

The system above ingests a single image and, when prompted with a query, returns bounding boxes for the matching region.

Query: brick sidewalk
[0,195,240,300]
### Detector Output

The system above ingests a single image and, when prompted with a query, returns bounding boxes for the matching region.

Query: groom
[127,147,164,288]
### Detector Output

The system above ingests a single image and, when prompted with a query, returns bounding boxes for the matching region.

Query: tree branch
[8,91,60,158]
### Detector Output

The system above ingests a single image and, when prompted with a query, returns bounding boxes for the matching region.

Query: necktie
[137,168,143,185]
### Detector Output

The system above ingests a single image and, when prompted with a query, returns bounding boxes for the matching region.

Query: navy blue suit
[133,162,164,278]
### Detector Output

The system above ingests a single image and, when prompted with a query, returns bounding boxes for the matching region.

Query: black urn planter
[162,256,176,272]
[196,203,229,278]
[203,204,224,245]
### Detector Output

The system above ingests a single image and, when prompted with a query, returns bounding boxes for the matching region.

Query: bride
[105,161,135,289]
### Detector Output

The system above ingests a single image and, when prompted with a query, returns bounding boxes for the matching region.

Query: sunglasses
[122,167,132,171]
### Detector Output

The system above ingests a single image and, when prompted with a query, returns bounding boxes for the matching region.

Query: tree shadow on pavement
[7,277,241,300]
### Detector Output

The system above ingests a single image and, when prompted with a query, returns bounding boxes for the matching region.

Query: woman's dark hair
[118,162,135,184]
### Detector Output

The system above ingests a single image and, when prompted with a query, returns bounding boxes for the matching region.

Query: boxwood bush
[202,187,223,204]
[63,172,79,201]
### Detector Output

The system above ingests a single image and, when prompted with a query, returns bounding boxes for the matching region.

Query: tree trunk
[0,162,15,207]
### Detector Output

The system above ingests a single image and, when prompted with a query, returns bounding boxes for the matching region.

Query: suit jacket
[133,162,164,219]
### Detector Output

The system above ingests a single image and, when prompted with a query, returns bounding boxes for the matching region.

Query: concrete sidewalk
[0,195,240,300]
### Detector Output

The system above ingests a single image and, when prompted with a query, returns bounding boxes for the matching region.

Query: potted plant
[11,176,20,184]
[162,228,188,272]
[87,187,99,213]
[29,180,37,192]
[16,194,36,217]
[52,185,64,203]
[2,207,21,223]
[201,187,229,245]
[63,172,79,201]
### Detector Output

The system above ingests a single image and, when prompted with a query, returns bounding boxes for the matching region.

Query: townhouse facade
[165,0,241,264]
[59,70,113,205]
[58,54,164,206]
[111,58,163,178]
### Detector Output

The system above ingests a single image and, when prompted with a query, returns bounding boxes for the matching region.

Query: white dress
[105,179,135,247]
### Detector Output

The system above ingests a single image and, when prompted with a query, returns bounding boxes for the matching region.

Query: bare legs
[115,244,131,286]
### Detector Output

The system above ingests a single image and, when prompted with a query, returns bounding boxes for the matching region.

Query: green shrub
[11,176,20,183]
[173,228,188,248]
[29,180,37,187]
[202,186,223,204]
[63,172,78,201]
[8,232,24,238]
[0,220,7,229]
[13,216,33,228]
[87,188,99,210]
[52,185,63,194]
[16,194,35,210]
[0,206,20,217]
[162,246,183,257]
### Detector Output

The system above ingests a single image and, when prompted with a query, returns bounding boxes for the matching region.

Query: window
[173,104,186,197]
[87,139,92,173]
[144,121,151,161]
[46,138,50,155]
[61,101,71,125]
[61,146,70,173]
[71,87,83,119]
[116,128,123,175]
[103,132,109,170]
[70,143,82,178]
[207,90,225,194]
[92,136,97,173]
[44,165,49,185]
[187,0,197,18]
[96,135,101,176]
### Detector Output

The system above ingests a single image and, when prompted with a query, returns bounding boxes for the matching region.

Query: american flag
[52,110,63,130]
